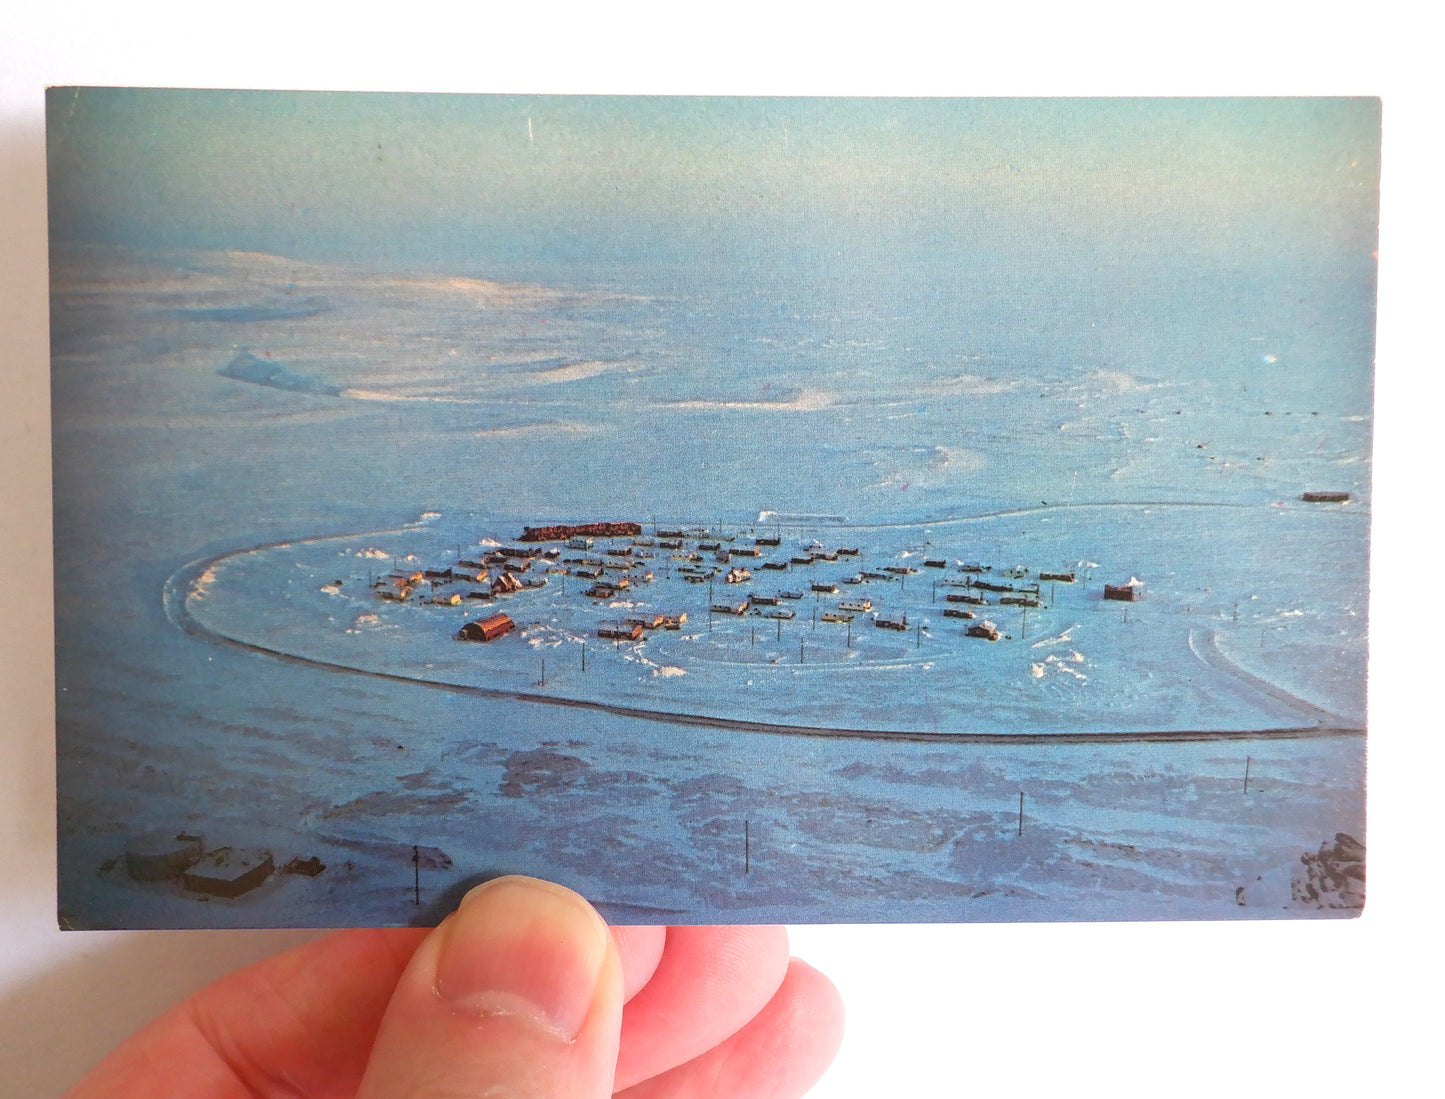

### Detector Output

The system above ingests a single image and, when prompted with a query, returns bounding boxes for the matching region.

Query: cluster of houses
[364,518,1140,653]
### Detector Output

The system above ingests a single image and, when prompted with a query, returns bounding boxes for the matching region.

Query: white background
[1,5,1438,1096]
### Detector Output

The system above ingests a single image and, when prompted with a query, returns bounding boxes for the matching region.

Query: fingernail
[434,876,609,1042]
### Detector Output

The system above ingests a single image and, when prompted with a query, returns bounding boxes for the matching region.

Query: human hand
[64,875,845,1098]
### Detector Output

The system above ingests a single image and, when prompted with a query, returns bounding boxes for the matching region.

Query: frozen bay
[52,242,1370,928]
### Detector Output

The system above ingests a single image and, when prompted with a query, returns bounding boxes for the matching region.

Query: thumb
[357,876,623,1099]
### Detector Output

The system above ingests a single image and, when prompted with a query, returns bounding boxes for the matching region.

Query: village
[362,519,1145,666]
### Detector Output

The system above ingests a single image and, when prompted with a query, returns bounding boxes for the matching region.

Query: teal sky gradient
[47,90,1380,284]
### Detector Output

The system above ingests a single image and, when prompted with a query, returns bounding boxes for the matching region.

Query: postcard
[49,90,1375,928]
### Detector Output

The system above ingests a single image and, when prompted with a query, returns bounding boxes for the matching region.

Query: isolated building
[180,847,275,898]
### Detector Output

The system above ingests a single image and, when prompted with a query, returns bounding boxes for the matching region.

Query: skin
[64,877,845,1099]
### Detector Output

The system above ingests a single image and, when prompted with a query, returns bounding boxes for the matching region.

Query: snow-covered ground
[52,244,1371,928]
[181,503,1365,737]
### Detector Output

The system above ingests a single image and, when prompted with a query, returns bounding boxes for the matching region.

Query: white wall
[2,5,1437,1095]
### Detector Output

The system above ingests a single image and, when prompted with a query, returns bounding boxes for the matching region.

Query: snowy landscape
[50,93,1376,928]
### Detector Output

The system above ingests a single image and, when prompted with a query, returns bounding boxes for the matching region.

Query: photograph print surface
[49,91,1375,928]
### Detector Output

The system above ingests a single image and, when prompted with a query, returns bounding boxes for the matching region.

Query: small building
[491,572,522,595]
[598,622,644,641]
[606,546,633,557]
[428,592,463,606]
[778,590,804,600]
[522,577,548,589]
[836,547,860,556]
[657,529,686,539]
[942,607,977,620]
[1302,491,1351,503]
[838,598,873,613]
[725,567,752,584]
[883,565,917,575]
[658,539,684,550]
[574,566,603,580]
[124,831,204,882]
[1039,571,1076,583]
[180,847,275,899]
[811,582,838,594]
[820,611,853,623]
[626,614,668,630]
[458,613,516,642]
[875,614,909,631]
[731,546,761,557]
[712,600,749,615]
[811,550,838,562]
[755,536,781,547]
[1104,583,1140,602]
[974,580,1014,593]
[791,555,814,565]
[1000,595,1042,608]
[584,583,618,599]
[762,560,790,570]
[568,536,594,549]
[661,613,688,629]
[923,559,947,569]
[947,592,987,605]
[960,562,989,573]
[765,608,797,620]
[750,593,780,605]
[966,620,1002,641]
